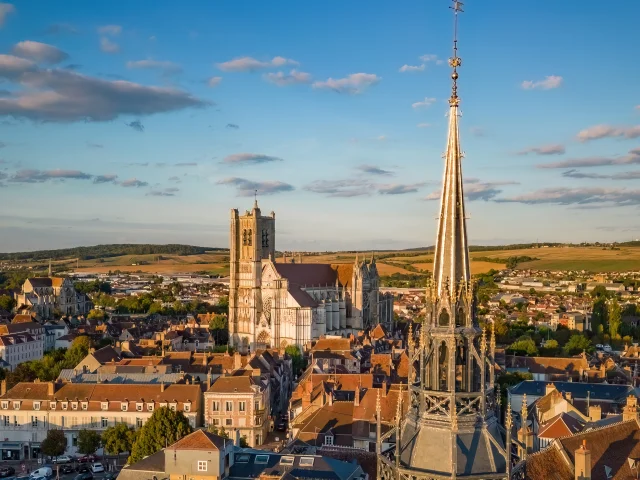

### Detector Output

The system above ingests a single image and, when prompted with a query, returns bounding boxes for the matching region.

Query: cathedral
[228,203,393,352]
[377,2,512,479]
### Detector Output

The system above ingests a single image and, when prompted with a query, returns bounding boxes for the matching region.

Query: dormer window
[147,403,154,412]
[50,402,56,410]
[72,402,78,410]
[169,403,177,412]
[136,403,143,412]
[101,402,108,411]
[184,403,191,413]
[121,403,128,412]
[160,402,168,409]
[34,402,40,411]
[82,402,88,411]
[13,402,20,410]
[1,401,7,409]
[62,403,68,411]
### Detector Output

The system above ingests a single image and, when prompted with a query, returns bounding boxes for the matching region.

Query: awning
[0,443,21,448]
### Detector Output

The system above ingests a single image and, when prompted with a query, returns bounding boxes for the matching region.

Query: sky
[1,0,640,253]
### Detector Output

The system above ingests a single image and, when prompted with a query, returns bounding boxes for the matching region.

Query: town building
[203,369,270,447]
[0,322,45,371]
[14,277,92,320]
[228,203,393,352]
[0,380,202,459]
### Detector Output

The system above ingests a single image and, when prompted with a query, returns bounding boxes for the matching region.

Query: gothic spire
[432,0,470,298]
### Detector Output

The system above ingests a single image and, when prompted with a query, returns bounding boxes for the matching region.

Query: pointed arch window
[438,310,450,327]
[438,341,449,391]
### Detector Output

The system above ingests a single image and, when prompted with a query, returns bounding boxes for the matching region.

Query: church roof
[26,277,65,288]
[273,263,354,288]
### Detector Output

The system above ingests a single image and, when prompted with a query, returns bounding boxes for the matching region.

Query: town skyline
[1,1,640,252]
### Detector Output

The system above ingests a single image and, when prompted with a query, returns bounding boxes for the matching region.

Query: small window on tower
[247,229,252,246]
[439,310,450,327]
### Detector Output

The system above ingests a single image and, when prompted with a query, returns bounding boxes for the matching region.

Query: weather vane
[449,0,463,106]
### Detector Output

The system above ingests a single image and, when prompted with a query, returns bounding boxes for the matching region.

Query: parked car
[53,456,73,464]
[29,468,52,479]
[59,465,74,475]
[603,344,613,353]
[90,464,104,474]
[76,465,91,473]
[0,467,16,478]
[103,473,117,480]
[77,455,98,464]
[74,473,93,480]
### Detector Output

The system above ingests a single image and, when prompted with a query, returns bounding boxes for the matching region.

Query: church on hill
[228,202,394,352]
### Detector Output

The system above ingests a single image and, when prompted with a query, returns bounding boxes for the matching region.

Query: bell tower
[377,2,509,478]
[229,199,275,352]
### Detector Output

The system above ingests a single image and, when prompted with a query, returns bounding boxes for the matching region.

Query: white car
[603,344,612,353]
[90,463,105,474]
[53,455,73,464]
[30,467,52,478]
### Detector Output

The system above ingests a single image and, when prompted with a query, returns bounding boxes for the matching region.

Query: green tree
[77,429,101,455]
[63,336,93,368]
[239,436,249,448]
[607,298,622,339]
[563,334,593,355]
[208,314,228,344]
[507,336,538,356]
[207,425,229,438]
[87,309,105,321]
[285,345,306,377]
[7,362,37,388]
[41,429,66,457]
[0,295,15,312]
[102,423,137,455]
[128,407,192,464]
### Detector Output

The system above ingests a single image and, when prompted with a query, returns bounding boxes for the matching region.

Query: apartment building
[0,380,202,460]
[0,322,45,371]
[204,369,270,447]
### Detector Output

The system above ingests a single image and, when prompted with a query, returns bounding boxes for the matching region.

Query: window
[101,417,108,428]
[13,416,17,427]
[136,418,143,428]
[101,402,108,411]
[1,401,8,409]
[121,403,128,412]
[50,402,56,410]
[31,416,38,427]
[239,402,246,412]
[3,415,8,426]
[212,418,220,426]
[62,403,68,411]
[13,402,20,410]
[136,404,143,412]
[72,402,78,410]
[184,403,190,412]
[254,455,269,465]
[147,403,154,412]
[280,457,294,466]
[324,435,334,446]
[72,435,77,447]
[169,403,176,412]
[226,401,233,412]
[197,461,207,472]
[33,402,40,411]
[299,457,315,467]
[212,401,220,412]
[225,418,232,426]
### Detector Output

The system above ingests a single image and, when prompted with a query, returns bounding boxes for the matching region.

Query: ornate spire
[506,398,512,429]
[407,322,415,351]
[432,0,469,298]
[521,393,528,427]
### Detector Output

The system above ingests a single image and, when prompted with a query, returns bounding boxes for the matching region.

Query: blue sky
[1,0,640,252]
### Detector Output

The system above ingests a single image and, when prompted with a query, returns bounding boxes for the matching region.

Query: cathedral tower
[229,200,275,352]
[377,2,509,478]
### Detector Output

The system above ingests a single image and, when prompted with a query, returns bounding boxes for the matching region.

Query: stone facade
[229,202,393,352]
[15,277,92,320]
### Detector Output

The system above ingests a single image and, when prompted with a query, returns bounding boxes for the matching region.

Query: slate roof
[510,381,633,402]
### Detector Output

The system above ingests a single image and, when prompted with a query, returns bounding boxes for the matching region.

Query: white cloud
[216,56,298,72]
[208,76,222,87]
[0,3,15,28]
[217,177,294,196]
[100,37,120,54]
[417,123,431,128]
[312,73,380,94]
[378,183,426,195]
[426,180,519,202]
[223,153,282,165]
[412,97,436,109]
[496,186,640,206]
[576,124,640,142]
[126,59,182,74]
[517,144,566,156]
[419,54,439,63]
[263,69,312,86]
[98,25,122,36]
[121,178,148,188]
[11,41,68,64]
[399,64,425,73]
[521,75,563,90]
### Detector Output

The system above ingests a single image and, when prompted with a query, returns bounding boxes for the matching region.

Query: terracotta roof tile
[169,429,228,450]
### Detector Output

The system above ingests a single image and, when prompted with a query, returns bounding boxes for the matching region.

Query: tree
[63,336,93,368]
[41,429,66,457]
[239,436,249,448]
[102,423,137,455]
[285,345,306,377]
[507,336,538,356]
[7,362,36,388]
[129,407,192,464]
[208,314,228,344]
[607,298,622,339]
[77,429,101,455]
[207,425,229,438]
[87,309,105,321]
[0,295,15,312]
[563,334,593,355]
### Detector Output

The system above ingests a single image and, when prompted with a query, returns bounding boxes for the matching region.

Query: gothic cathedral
[228,201,394,353]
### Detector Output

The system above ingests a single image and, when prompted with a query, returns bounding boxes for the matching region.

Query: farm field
[8,246,640,276]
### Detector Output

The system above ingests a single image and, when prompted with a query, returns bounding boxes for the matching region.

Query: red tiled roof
[538,413,585,439]
[170,429,228,450]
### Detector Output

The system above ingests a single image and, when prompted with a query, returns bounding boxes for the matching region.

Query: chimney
[354,388,360,407]
[574,440,591,480]
[207,369,212,389]
[234,352,242,370]
[160,383,165,392]
[0,380,6,396]
[588,405,601,422]
[235,429,241,448]
[202,354,207,366]
[565,391,573,404]
[623,395,639,422]
[47,382,55,396]
[545,383,556,395]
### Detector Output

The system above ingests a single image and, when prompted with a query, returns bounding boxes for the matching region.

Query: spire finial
[407,323,415,351]
[506,398,512,429]
[448,0,464,106]
[376,389,381,414]
[254,189,258,208]
[521,393,528,425]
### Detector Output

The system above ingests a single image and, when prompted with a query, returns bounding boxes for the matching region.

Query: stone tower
[377,1,509,478]
[229,200,275,352]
